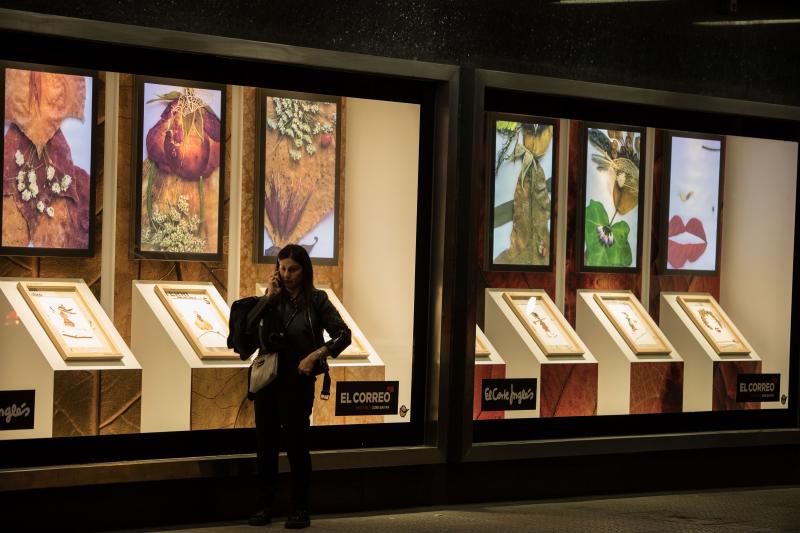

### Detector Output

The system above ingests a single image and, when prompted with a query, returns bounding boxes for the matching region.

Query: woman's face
[278,257,303,292]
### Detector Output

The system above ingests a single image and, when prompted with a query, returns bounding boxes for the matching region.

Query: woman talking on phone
[246,244,351,529]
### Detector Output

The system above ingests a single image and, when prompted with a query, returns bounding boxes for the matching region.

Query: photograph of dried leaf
[2,65,94,254]
[490,116,555,269]
[257,91,339,263]
[134,80,224,259]
[582,127,643,270]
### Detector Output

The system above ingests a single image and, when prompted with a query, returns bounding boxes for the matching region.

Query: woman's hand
[298,347,329,375]
[265,270,282,299]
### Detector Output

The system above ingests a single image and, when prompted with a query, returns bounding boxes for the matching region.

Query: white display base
[0,278,140,439]
[660,292,762,412]
[485,289,598,419]
[133,281,252,432]
[256,284,385,425]
[475,325,504,366]
[577,290,683,415]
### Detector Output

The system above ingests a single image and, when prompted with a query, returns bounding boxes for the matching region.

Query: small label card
[336,381,399,416]
[481,378,537,411]
[0,390,35,430]
[736,374,780,403]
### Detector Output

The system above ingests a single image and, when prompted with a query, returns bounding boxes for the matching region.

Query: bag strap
[320,371,331,400]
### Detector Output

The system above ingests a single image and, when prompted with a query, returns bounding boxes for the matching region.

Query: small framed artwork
[660,132,724,274]
[1,61,98,257]
[17,281,121,361]
[475,334,491,359]
[154,284,237,359]
[324,329,369,359]
[576,124,646,272]
[486,113,558,271]
[131,76,226,261]
[255,89,341,265]
[593,292,671,355]
[503,291,584,356]
[676,294,750,355]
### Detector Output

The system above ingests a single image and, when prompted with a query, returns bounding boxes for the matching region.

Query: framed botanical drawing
[1,61,98,257]
[676,294,750,355]
[255,89,341,265]
[154,284,237,359]
[576,124,646,272]
[17,281,121,361]
[593,292,671,355]
[503,291,584,356]
[131,76,226,261]
[475,334,491,358]
[660,132,724,274]
[323,329,369,359]
[486,113,558,271]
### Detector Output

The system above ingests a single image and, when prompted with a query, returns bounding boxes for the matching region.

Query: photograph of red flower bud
[255,89,340,265]
[576,124,646,272]
[131,77,226,261]
[1,62,97,257]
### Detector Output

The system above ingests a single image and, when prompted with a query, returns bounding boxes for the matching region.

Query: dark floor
[118,486,800,532]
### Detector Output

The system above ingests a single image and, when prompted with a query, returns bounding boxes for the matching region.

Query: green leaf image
[584,200,632,267]
[496,120,519,134]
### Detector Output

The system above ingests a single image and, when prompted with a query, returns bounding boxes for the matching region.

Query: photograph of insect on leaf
[257,91,340,264]
[490,116,555,269]
[582,127,643,270]
[134,80,224,259]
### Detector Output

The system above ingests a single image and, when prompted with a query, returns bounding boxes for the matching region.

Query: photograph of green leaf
[581,126,643,270]
[489,114,556,270]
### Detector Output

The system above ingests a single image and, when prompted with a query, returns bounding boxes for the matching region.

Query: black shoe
[248,509,272,526]
[284,510,310,529]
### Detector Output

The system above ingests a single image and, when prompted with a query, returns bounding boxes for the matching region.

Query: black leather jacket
[245,288,352,359]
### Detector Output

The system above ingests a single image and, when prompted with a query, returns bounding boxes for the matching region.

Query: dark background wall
[1,0,799,106]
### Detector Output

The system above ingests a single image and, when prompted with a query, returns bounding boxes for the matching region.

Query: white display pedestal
[132,281,253,432]
[485,288,598,418]
[660,292,762,411]
[577,290,683,415]
[0,278,141,440]
[255,284,386,425]
[473,325,507,420]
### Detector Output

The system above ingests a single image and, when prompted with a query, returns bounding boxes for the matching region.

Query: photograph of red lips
[667,215,707,268]
[662,133,723,273]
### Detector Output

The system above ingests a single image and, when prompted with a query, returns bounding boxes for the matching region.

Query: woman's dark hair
[276,244,315,294]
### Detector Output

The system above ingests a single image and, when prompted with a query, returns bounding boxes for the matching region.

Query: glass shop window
[473,106,797,432]
[0,63,423,448]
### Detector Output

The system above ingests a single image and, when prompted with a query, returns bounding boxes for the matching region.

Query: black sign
[0,390,35,430]
[336,381,399,416]
[736,374,780,402]
[481,378,537,411]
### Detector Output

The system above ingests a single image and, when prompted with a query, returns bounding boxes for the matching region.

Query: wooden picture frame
[17,281,121,361]
[255,89,341,265]
[576,123,646,273]
[660,131,725,275]
[1,61,99,257]
[130,76,227,261]
[676,294,750,355]
[503,290,584,356]
[593,292,671,355]
[154,284,237,359]
[324,329,369,359]
[475,334,491,359]
[486,112,558,271]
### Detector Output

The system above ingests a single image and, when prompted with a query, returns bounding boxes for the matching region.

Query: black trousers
[254,373,316,511]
